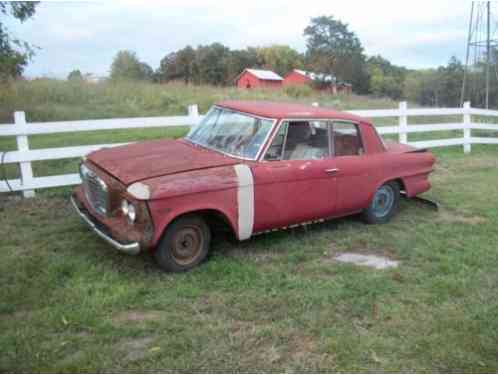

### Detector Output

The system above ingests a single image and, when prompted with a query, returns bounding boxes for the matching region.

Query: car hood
[87,139,240,184]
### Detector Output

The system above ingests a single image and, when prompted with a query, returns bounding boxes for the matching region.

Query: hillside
[0,79,400,123]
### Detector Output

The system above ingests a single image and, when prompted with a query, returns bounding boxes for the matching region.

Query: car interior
[284,121,329,160]
[264,121,364,160]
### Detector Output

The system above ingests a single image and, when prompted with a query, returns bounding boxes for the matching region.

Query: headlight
[127,204,136,223]
[121,199,136,224]
[79,163,89,179]
[121,199,129,216]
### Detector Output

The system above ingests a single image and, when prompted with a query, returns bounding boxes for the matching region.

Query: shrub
[283,84,313,98]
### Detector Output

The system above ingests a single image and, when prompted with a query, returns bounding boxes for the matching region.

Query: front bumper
[71,196,140,255]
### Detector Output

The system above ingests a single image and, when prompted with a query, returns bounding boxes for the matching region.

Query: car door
[331,121,380,214]
[252,120,339,233]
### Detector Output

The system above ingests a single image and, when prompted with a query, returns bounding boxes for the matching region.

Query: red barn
[235,68,283,89]
[283,69,352,94]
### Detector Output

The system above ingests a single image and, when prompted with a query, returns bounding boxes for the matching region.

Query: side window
[283,121,330,160]
[332,122,364,156]
[264,122,288,161]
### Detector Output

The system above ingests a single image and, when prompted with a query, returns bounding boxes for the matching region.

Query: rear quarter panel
[380,150,436,197]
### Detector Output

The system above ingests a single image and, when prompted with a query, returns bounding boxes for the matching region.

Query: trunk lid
[87,139,239,185]
[384,140,427,153]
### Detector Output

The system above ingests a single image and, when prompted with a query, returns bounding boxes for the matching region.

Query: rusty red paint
[216,100,365,123]
[72,100,436,269]
[87,138,239,185]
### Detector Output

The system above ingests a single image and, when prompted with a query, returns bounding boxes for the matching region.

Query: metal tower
[461,1,498,108]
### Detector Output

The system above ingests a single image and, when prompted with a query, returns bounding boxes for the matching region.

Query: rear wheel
[154,214,211,272]
[362,181,400,224]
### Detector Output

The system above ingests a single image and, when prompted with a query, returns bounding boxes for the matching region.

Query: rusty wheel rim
[171,225,203,266]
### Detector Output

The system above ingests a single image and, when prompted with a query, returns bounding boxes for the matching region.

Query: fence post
[187,104,200,127]
[399,101,408,144]
[463,101,471,154]
[15,111,35,198]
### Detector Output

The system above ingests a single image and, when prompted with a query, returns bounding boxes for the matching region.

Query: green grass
[1,145,498,372]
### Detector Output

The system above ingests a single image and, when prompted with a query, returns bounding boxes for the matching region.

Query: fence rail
[1,101,498,197]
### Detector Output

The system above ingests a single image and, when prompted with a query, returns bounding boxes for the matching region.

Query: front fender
[144,165,239,200]
[147,190,239,249]
[144,164,255,248]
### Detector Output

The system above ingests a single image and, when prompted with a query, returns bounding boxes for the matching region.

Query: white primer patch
[127,182,151,200]
[233,164,254,240]
[334,253,399,270]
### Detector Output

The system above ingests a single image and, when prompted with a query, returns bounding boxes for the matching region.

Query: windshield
[185,107,274,159]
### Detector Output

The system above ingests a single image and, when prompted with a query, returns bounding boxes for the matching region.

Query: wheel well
[167,209,236,239]
[393,178,406,193]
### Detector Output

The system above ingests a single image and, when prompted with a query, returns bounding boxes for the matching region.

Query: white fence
[1,101,498,197]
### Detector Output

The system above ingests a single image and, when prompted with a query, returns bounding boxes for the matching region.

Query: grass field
[1,145,498,372]
[0,79,400,124]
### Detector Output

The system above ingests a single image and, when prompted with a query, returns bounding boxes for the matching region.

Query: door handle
[324,168,340,175]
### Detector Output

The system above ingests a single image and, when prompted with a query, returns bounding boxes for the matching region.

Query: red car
[72,101,435,272]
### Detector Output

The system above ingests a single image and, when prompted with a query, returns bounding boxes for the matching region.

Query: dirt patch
[287,334,316,361]
[321,244,399,270]
[437,209,487,225]
[116,336,156,363]
[454,157,498,171]
[56,350,86,368]
[0,309,34,322]
[434,163,451,175]
[226,247,283,263]
[334,252,399,269]
[0,196,72,220]
[113,310,162,324]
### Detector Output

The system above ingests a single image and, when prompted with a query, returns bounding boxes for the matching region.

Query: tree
[256,45,304,76]
[157,46,196,83]
[0,1,39,80]
[367,55,407,99]
[404,69,441,106]
[110,50,151,81]
[304,15,369,93]
[67,69,83,81]
[192,43,231,85]
[437,56,464,107]
[225,47,259,82]
[139,62,154,81]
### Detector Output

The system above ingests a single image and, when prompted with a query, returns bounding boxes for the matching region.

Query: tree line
[97,15,488,107]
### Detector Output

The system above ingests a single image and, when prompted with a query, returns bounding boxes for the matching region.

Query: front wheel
[362,181,400,224]
[154,214,211,272]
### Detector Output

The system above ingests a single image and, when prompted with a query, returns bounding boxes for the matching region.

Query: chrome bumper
[71,196,140,255]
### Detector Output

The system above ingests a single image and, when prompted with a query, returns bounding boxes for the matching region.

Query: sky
[5,0,472,78]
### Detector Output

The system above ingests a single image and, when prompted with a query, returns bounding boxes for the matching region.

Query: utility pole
[486,1,491,109]
[461,2,474,107]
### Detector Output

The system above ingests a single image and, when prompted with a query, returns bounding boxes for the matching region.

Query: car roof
[216,100,369,124]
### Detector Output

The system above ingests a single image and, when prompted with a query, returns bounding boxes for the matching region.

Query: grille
[81,166,109,216]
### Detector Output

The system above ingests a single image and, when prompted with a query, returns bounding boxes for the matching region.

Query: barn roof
[216,100,368,123]
[293,69,336,83]
[242,68,283,81]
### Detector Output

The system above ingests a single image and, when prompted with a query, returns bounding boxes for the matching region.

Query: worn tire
[362,181,400,224]
[154,214,211,272]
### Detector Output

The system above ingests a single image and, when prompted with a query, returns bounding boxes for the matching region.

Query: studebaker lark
[72,101,435,272]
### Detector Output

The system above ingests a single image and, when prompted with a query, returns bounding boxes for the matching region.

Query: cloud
[7,0,471,78]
